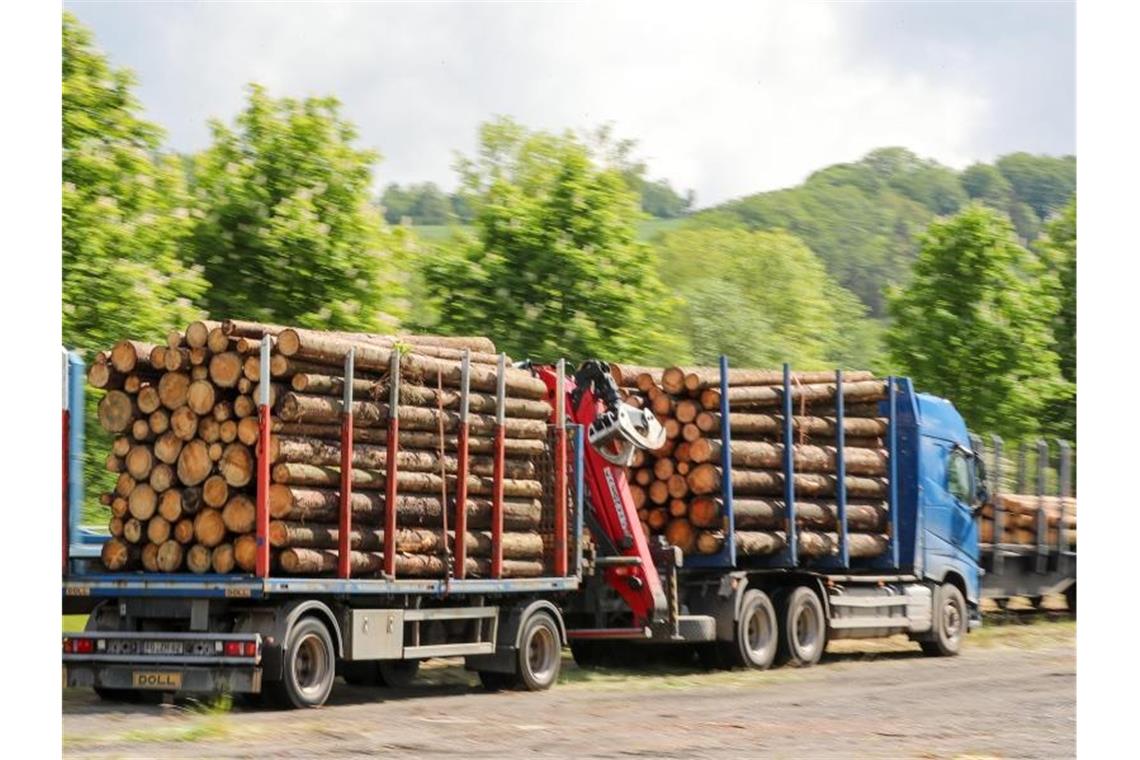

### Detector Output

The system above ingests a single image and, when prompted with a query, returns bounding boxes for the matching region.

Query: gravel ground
[63,620,1075,759]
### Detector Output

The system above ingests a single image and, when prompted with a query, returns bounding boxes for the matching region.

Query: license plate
[132,671,183,690]
[142,641,184,655]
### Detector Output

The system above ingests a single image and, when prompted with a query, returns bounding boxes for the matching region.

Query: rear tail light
[63,638,73,653]
[75,638,94,654]
[223,641,241,657]
[243,641,258,657]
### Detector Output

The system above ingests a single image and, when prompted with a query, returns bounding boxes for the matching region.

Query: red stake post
[453,351,471,579]
[255,336,272,578]
[337,349,355,579]
[553,359,568,577]
[383,351,400,578]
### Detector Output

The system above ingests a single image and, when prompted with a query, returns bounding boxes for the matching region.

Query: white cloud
[68,1,1054,206]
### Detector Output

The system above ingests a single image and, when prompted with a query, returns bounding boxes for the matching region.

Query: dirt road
[63,621,1075,759]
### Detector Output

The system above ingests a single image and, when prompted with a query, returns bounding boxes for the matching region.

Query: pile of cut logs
[92,320,554,577]
[980,494,1077,547]
[609,364,891,561]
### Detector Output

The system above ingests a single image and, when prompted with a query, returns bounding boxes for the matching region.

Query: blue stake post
[719,355,736,566]
[783,364,797,567]
[887,376,900,569]
[834,369,849,568]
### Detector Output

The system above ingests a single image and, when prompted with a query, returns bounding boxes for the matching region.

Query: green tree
[63,14,207,522]
[995,153,1076,221]
[189,84,407,330]
[380,182,413,224]
[654,229,882,369]
[886,205,1067,441]
[639,178,695,218]
[1036,198,1076,441]
[420,118,678,363]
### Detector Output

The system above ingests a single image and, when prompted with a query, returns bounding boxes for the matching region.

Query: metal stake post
[835,369,849,568]
[255,336,272,578]
[782,364,797,567]
[991,435,1005,574]
[719,355,736,567]
[554,358,568,577]
[887,377,900,569]
[454,351,471,579]
[337,349,355,579]
[383,351,400,579]
[491,353,507,578]
[1057,440,1071,570]
[1035,439,1048,573]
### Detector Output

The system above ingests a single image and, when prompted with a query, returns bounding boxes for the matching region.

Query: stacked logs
[979,494,1077,547]
[93,320,553,578]
[610,363,891,562]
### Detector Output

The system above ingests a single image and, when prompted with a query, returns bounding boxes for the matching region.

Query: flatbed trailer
[62,347,587,706]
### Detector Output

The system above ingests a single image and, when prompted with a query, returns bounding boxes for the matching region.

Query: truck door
[921,438,978,559]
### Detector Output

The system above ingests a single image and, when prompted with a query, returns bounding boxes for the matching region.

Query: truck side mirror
[972,455,989,512]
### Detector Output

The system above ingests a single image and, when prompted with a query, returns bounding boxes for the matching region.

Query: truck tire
[721,589,778,670]
[1065,583,1076,616]
[569,640,603,668]
[377,659,420,688]
[479,611,562,692]
[267,616,336,708]
[920,582,966,657]
[778,586,826,667]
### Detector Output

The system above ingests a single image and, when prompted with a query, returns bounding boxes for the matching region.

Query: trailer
[64,349,998,706]
[975,436,1077,613]
[63,346,586,707]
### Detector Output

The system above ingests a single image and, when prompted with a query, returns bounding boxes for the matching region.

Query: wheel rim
[943,597,962,642]
[744,604,773,659]
[793,603,819,653]
[526,624,557,684]
[293,633,330,699]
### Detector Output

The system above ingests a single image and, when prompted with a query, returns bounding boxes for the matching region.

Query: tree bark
[269,421,548,456]
[267,486,543,529]
[276,548,543,577]
[270,462,543,498]
[700,380,887,411]
[688,439,888,476]
[274,436,536,478]
[687,464,888,498]
[267,521,544,558]
[98,390,137,433]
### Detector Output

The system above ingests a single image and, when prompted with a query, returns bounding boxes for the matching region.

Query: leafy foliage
[63,13,208,521]
[380,182,468,225]
[188,84,407,331]
[654,229,882,370]
[994,153,1077,221]
[419,118,679,363]
[886,205,1068,441]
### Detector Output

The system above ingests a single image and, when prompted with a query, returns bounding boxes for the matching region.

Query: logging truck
[63,343,997,708]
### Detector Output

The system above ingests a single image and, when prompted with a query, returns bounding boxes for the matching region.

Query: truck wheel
[268,617,336,708]
[377,659,420,688]
[722,589,778,670]
[779,586,826,667]
[569,640,603,668]
[921,583,966,657]
[516,612,562,691]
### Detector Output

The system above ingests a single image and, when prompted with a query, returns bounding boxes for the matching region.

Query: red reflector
[63,638,73,653]
[75,639,94,654]
[243,641,257,657]
[224,641,241,656]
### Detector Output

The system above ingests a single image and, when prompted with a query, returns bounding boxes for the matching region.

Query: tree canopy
[419,118,678,363]
[188,84,407,331]
[886,205,1068,441]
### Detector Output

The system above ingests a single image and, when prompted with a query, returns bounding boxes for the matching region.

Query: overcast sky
[65,1,1074,207]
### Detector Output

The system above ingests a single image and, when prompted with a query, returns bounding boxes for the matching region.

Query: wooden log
[122,517,144,544]
[687,464,887,499]
[105,453,125,473]
[156,540,184,572]
[149,346,167,369]
[607,363,661,388]
[277,548,542,578]
[182,486,203,516]
[101,537,138,570]
[695,411,888,439]
[683,368,875,393]
[210,543,235,574]
[634,467,653,487]
[199,416,221,443]
[212,400,233,422]
[186,320,223,349]
[734,530,787,556]
[158,489,182,522]
[142,544,161,571]
[130,419,154,442]
[630,484,647,509]
[668,499,688,518]
[111,436,132,458]
[688,439,888,476]
[158,372,191,411]
[173,518,195,544]
[237,417,261,446]
[110,496,129,519]
[170,406,199,441]
[665,518,696,553]
[110,340,156,373]
[219,421,238,443]
[114,472,135,498]
[177,439,212,486]
[97,390,136,433]
[700,380,886,411]
[186,544,212,574]
[269,421,548,456]
[128,484,157,520]
[202,475,229,508]
[222,494,256,533]
[675,399,699,424]
[164,347,191,372]
[714,498,888,531]
[219,443,253,487]
[274,436,535,478]
[147,516,171,545]
[209,352,244,388]
[275,330,545,398]
[648,480,669,505]
[276,393,548,438]
[186,380,216,416]
[148,409,170,436]
[233,395,256,419]
[193,508,226,548]
[149,462,174,493]
[378,383,552,420]
[696,530,727,555]
[270,462,542,498]
[87,362,123,390]
[268,486,543,529]
[154,431,183,465]
[653,458,674,481]
[108,516,124,538]
[667,474,688,499]
[268,521,544,559]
